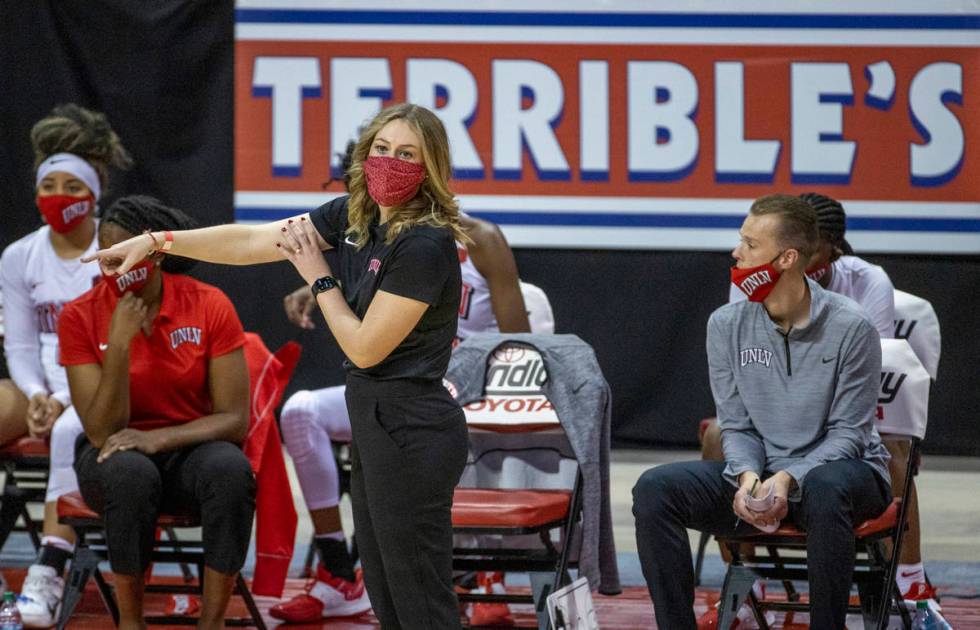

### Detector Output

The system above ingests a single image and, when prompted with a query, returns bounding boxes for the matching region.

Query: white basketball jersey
[0,224,101,397]
[456,243,498,342]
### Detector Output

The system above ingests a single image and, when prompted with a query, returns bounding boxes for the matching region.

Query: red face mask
[37,194,95,234]
[363,156,426,207]
[731,253,783,302]
[805,263,831,282]
[102,260,154,298]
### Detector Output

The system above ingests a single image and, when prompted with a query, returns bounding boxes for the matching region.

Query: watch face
[312,276,337,295]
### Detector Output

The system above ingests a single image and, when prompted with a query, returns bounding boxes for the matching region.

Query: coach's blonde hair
[346,103,466,247]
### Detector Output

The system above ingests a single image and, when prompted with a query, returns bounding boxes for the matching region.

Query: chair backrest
[520,281,555,334]
[459,343,559,431]
[876,339,930,440]
[892,289,941,380]
[453,341,576,491]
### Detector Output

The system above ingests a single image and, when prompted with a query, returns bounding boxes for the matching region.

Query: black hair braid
[320,140,356,191]
[102,195,199,274]
[31,103,133,192]
[798,192,854,255]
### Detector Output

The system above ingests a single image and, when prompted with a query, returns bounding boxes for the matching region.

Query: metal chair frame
[714,437,921,630]
[0,441,48,553]
[56,497,266,629]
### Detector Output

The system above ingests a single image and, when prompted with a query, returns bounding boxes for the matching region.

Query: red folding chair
[715,440,918,630]
[715,338,931,630]
[55,491,266,629]
[54,333,301,628]
[450,342,584,630]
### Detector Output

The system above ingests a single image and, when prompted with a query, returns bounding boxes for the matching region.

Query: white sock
[40,535,75,553]
[897,562,925,593]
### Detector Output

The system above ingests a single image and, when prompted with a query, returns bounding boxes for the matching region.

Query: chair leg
[163,526,195,583]
[235,573,268,630]
[857,578,887,630]
[718,566,757,630]
[92,565,120,626]
[0,486,26,551]
[693,531,710,587]
[57,546,101,630]
[530,571,556,630]
[746,589,770,630]
[893,581,913,630]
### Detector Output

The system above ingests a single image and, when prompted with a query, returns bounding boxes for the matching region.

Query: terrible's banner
[235,1,980,253]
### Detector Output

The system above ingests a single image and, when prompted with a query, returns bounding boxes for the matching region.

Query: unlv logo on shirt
[169,326,203,349]
[740,347,773,368]
[35,302,64,334]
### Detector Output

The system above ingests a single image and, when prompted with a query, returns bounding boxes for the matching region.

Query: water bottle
[0,591,23,630]
[911,599,952,630]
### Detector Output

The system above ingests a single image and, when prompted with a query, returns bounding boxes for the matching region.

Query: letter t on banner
[330,58,393,178]
[252,57,322,177]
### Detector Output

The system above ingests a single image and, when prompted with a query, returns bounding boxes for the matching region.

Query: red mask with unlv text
[731,254,782,302]
[37,194,94,234]
[363,156,426,206]
[805,263,831,283]
[102,260,154,298]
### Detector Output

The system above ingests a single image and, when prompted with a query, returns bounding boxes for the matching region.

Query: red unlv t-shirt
[58,273,245,430]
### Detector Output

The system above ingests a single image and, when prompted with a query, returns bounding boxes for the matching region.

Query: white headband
[35,153,101,201]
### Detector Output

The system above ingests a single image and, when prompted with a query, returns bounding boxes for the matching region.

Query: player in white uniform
[0,104,131,629]
[269,210,545,624]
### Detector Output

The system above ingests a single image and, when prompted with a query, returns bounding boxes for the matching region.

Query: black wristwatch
[311,275,339,297]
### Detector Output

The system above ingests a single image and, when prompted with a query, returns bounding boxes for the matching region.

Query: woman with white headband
[0,103,130,628]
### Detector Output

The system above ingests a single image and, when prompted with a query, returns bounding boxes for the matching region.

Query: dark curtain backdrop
[2,2,977,455]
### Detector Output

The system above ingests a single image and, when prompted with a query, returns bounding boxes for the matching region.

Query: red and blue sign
[235,2,980,253]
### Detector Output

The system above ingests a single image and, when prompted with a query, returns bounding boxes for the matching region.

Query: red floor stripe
[5,570,977,629]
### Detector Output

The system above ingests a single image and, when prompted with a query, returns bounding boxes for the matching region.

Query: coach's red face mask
[37,194,94,234]
[102,260,154,298]
[363,156,426,207]
[731,253,783,302]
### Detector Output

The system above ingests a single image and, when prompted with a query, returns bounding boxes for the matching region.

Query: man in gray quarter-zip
[633,194,892,630]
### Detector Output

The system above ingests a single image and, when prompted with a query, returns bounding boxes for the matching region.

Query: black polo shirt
[309,195,461,381]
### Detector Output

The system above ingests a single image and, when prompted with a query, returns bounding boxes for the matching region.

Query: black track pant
[74,436,256,576]
[346,376,468,630]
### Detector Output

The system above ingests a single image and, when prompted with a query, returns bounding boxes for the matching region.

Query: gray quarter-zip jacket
[708,278,891,497]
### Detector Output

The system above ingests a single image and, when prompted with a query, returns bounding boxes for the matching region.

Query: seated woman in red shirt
[57,195,255,630]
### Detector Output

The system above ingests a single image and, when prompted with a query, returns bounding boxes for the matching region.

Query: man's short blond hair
[749,194,820,262]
